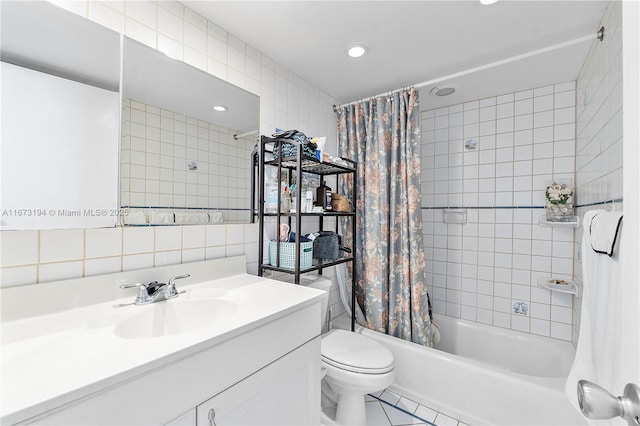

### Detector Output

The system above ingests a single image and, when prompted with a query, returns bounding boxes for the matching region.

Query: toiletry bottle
[266,182,278,212]
[282,186,291,213]
[304,190,313,213]
[316,183,331,209]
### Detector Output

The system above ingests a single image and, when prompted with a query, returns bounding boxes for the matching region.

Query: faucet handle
[168,274,190,286]
[119,282,153,304]
[166,274,190,297]
[119,282,147,289]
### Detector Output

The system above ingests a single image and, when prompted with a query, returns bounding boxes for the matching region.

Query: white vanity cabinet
[1,257,324,426]
[24,308,320,426]
[195,339,319,425]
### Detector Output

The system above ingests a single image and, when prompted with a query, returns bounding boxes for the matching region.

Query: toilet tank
[298,274,332,325]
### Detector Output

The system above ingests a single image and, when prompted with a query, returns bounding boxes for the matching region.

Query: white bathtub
[333,313,586,425]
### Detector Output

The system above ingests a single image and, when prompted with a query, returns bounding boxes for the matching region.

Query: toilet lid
[321,329,394,374]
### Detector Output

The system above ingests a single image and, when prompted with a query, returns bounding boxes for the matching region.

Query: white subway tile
[496,117,514,133]
[534,85,554,97]
[1,231,39,267]
[463,100,479,111]
[514,114,533,131]
[554,107,576,125]
[496,132,513,148]
[85,257,122,277]
[534,111,554,128]
[515,89,533,100]
[555,90,576,108]
[479,106,496,122]
[0,265,37,288]
[153,250,181,267]
[513,129,532,146]
[550,321,572,340]
[123,227,154,254]
[515,99,533,116]
[511,314,529,332]
[40,229,84,263]
[493,312,510,328]
[530,318,550,336]
[531,255,551,272]
[496,93,513,104]
[496,102,513,119]
[554,123,575,141]
[182,248,206,263]
[86,228,122,259]
[39,261,83,283]
[479,97,496,108]
[554,81,575,93]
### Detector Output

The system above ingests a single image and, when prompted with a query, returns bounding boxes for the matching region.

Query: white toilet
[300,274,395,425]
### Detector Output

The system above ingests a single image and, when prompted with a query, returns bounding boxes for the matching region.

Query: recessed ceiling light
[213,105,227,112]
[347,44,368,58]
[479,0,499,5]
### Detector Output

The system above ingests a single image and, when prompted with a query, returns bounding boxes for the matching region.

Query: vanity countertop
[0,257,324,424]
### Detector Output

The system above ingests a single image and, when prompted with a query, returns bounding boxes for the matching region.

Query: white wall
[573,0,624,345]
[421,82,577,341]
[1,62,119,230]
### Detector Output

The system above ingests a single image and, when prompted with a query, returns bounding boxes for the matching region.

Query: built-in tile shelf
[537,215,580,228]
[537,277,578,295]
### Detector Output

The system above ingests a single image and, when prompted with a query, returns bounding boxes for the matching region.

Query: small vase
[545,201,574,222]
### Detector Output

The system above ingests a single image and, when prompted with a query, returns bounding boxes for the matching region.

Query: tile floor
[365,389,469,426]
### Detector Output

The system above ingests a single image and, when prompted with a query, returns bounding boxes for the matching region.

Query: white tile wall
[422,81,577,341]
[121,99,254,223]
[573,1,623,345]
[0,223,260,287]
[1,1,338,297]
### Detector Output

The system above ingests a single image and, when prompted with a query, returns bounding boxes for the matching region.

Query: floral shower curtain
[337,88,434,346]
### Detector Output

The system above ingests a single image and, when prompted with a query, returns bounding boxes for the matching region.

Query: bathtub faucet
[120,274,190,305]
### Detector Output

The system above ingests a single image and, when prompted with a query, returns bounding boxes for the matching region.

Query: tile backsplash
[0,224,258,287]
[421,81,577,341]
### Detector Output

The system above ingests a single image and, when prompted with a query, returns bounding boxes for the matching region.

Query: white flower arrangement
[545,181,573,220]
[545,182,572,205]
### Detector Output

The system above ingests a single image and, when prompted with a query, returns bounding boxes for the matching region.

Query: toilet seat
[321,329,394,374]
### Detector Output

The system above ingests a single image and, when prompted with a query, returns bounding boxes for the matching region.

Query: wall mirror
[121,38,259,226]
[0,1,259,230]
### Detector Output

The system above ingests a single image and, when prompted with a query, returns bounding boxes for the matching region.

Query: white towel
[208,212,224,223]
[194,212,210,224]
[589,211,623,257]
[148,211,174,224]
[565,210,626,421]
[123,211,147,225]
[175,212,209,224]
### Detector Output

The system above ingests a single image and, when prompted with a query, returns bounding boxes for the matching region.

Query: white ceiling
[182,0,608,109]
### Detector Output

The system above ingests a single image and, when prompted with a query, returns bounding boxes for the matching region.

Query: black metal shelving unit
[252,135,357,331]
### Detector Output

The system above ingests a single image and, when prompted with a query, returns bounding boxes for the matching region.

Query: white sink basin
[111,298,238,339]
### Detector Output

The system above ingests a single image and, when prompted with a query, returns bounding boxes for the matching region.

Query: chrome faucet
[120,274,190,305]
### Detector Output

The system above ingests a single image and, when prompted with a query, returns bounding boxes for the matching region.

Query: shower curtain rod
[233,130,258,140]
[332,27,604,112]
